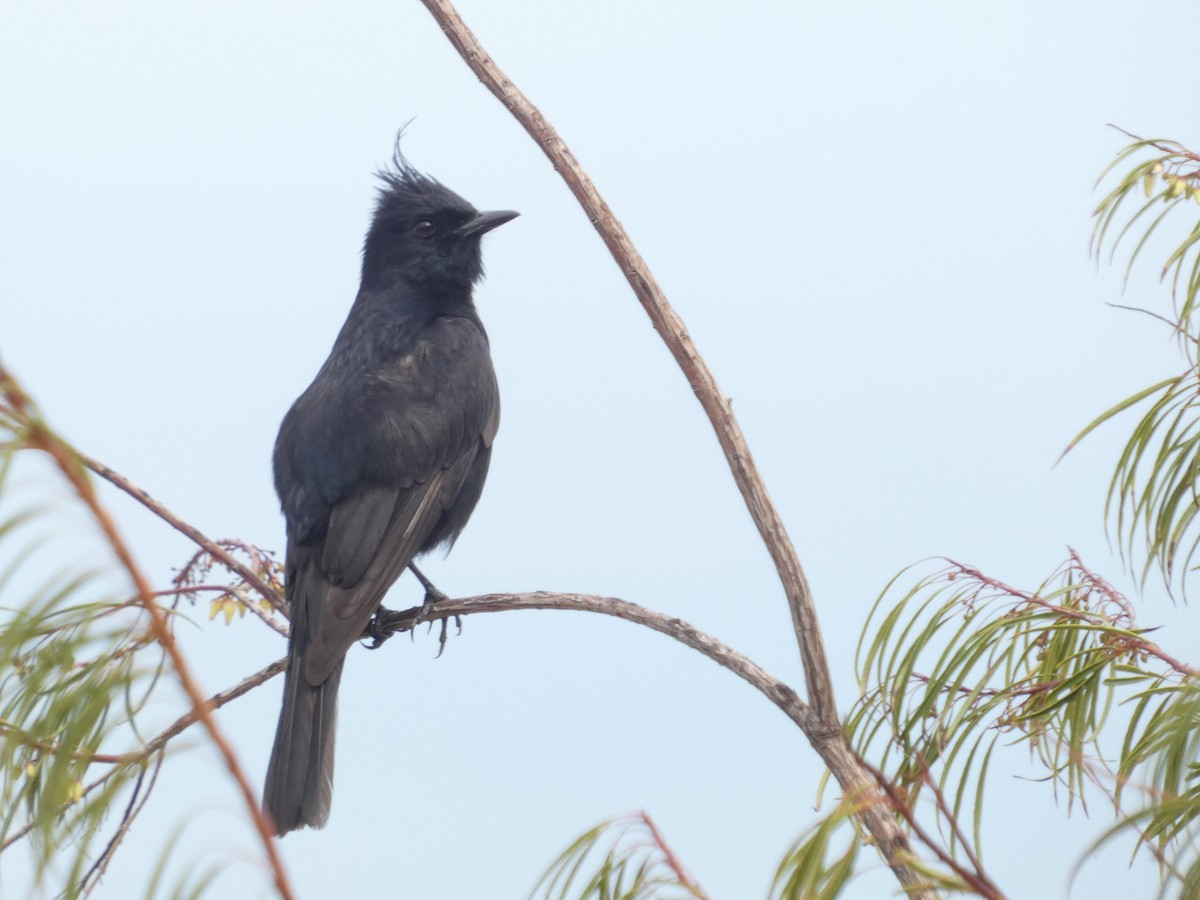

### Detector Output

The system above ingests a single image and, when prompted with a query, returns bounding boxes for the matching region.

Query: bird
[262,146,517,836]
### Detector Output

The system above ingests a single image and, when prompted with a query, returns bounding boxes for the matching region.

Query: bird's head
[361,150,518,295]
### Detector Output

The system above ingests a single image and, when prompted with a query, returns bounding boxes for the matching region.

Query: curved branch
[379,591,931,894]
[377,592,814,731]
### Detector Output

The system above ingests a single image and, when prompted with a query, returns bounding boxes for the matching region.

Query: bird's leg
[407,563,463,657]
[408,562,450,606]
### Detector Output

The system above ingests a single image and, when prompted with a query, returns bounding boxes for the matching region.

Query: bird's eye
[413,220,436,237]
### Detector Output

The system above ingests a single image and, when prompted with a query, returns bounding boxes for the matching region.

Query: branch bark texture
[377,592,815,731]
[414,5,935,894]
[417,2,833,723]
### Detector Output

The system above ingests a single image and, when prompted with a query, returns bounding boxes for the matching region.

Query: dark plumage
[262,150,517,835]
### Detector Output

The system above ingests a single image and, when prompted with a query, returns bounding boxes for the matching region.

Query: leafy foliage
[1075,130,1200,597]
[532,814,707,900]
[768,801,859,900]
[844,554,1196,892]
[0,374,288,899]
[0,395,169,897]
[1091,130,1200,340]
[815,132,1200,893]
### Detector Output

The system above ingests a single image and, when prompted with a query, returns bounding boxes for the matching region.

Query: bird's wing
[280,315,499,686]
[297,449,479,685]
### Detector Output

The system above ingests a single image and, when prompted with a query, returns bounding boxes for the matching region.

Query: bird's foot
[410,589,463,658]
[430,610,463,659]
[407,564,462,658]
[422,583,451,607]
[364,606,396,649]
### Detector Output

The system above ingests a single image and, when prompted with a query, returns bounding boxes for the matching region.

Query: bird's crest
[370,129,473,223]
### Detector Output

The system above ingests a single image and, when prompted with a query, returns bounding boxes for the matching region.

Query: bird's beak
[456,209,520,237]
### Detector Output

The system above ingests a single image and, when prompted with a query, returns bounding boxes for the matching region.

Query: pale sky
[2,1,1198,898]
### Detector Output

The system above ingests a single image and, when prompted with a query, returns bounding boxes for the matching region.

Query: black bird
[263,149,517,835]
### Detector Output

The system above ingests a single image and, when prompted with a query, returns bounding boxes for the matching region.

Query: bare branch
[378,590,935,897]
[78,754,165,898]
[414,0,833,724]
[411,4,932,894]
[377,593,813,730]
[138,657,288,757]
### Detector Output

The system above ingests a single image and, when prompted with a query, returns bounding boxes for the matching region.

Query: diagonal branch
[413,4,934,896]
[414,0,833,725]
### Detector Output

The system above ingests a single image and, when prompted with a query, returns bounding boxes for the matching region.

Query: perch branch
[377,593,814,730]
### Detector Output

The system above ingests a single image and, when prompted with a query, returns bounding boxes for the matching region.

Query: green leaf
[1059,377,1177,462]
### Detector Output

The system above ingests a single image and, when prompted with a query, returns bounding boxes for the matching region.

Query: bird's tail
[262,651,344,835]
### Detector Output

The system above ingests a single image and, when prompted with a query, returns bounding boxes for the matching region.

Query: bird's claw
[404,564,462,655]
[409,586,462,658]
[363,606,395,649]
[431,613,463,658]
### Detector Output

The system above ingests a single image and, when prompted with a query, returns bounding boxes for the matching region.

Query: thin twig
[1103,302,1196,344]
[152,583,288,638]
[1,658,286,853]
[80,453,286,614]
[640,811,708,899]
[914,751,995,892]
[947,557,1196,678]
[859,757,1005,900]
[1106,125,1200,162]
[78,753,165,898]
[0,727,132,766]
